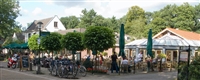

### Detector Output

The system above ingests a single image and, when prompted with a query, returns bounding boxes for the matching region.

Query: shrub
[178,56,200,79]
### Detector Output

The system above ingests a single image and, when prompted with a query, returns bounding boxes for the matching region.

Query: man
[111,52,118,73]
[134,51,143,63]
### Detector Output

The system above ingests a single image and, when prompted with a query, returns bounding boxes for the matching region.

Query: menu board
[180,52,188,61]
[21,56,29,69]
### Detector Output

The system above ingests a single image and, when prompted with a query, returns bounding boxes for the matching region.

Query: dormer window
[54,21,58,28]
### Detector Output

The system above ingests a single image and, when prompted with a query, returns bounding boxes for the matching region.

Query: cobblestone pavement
[0,61,177,80]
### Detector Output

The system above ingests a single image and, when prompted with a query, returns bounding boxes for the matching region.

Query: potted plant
[157,53,166,72]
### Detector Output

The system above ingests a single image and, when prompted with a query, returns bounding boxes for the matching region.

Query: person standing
[111,52,118,73]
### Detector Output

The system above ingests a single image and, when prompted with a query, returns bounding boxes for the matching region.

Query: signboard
[180,52,188,61]
[21,56,30,70]
[40,32,50,37]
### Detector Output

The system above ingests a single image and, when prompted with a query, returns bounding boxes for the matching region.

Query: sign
[180,52,188,61]
[20,55,30,70]
[37,38,40,44]
[40,32,50,37]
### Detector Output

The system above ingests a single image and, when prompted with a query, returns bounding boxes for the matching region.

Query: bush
[178,56,200,80]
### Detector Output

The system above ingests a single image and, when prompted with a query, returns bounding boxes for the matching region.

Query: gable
[153,28,200,40]
[45,15,66,32]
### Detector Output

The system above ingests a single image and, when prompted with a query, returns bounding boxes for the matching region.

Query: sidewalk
[0,61,177,80]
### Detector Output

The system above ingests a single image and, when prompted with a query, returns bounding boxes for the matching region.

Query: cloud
[64,6,83,17]
[43,0,55,5]
[32,7,42,15]
[18,7,29,16]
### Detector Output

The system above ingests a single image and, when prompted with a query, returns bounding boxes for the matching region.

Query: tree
[60,16,80,29]
[78,9,97,28]
[83,26,115,70]
[194,3,200,33]
[125,6,146,39]
[28,34,39,50]
[62,32,85,61]
[146,3,197,36]
[41,32,62,57]
[83,26,115,53]
[0,0,20,40]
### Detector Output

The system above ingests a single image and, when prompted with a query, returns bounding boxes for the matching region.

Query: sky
[16,0,200,28]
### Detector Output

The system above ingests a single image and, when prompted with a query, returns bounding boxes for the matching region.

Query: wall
[45,16,66,32]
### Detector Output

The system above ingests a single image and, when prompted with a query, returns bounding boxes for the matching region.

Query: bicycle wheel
[72,64,78,78]
[57,66,64,78]
[51,66,57,76]
[79,66,87,77]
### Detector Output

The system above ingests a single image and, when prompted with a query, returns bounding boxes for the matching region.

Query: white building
[24,15,66,42]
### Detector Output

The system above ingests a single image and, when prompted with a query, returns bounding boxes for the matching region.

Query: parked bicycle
[77,64,87,77]
[48,59,61,76]
[57,59,78,78]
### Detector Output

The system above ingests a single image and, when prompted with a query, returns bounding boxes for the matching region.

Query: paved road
[0,61,177,80]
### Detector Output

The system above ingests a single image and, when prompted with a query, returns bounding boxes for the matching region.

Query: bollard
[29,61,32,71]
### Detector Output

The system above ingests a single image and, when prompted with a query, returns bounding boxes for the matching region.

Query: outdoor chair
[121,64,128,73]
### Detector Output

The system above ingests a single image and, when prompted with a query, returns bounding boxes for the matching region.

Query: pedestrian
[111,52,118,73]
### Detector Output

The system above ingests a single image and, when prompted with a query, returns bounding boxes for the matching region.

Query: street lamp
[36,21,43,74]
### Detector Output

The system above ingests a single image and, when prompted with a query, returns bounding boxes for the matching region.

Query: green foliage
[58,3,200,40]
[125,6,146,39]
[102,52,108,56]
[2,36,23,46]
[79,9,97,28]
[28,34,39,50]
[0,0,21,40]
[60,16,80,29]
[83,26,115,52]
[178,56,200,80]
[62,32,84,51]
[157,53,166,58]
[41,32,62,51]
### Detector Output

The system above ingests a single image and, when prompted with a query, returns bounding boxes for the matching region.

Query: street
[0,61,177,80]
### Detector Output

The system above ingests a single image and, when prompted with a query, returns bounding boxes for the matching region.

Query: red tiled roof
[166,28,200,40]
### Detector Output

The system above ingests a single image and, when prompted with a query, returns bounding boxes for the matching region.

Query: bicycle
[48,59,60,76]
[77,64,87,77]
[57,59,78,78]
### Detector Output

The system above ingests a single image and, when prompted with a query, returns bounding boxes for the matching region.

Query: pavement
[0,61,177,80]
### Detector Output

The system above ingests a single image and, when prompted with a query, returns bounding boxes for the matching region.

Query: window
[54,22,58,28]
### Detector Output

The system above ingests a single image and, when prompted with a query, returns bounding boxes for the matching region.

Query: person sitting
[134,51,143,63]
[121,56,129,73]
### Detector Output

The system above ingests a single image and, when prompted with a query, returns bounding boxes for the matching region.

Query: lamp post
[36,21,43,74]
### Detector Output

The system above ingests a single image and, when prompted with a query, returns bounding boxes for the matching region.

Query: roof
[153,28,200,40]
[55,28,86,35]
[24,16,54,33]
[126,34,200,48]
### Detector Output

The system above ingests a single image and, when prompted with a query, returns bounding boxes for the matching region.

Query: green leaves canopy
[62,32,84,51]
[41,32,62,51]
[0,0,21,40]
[28,34,39,50]
[83,26,115,52]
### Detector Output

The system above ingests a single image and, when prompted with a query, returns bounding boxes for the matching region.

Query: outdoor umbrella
[20,42,29,49]
[146,29,153,58]
[3,42,21,49]
[118,24,125,57]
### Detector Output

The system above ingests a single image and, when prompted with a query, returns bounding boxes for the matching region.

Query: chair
[121,64,128,73]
